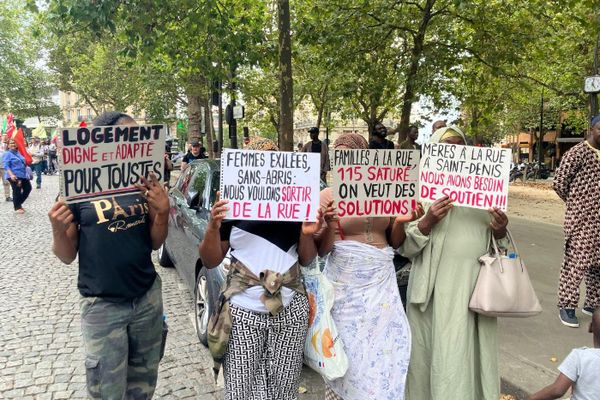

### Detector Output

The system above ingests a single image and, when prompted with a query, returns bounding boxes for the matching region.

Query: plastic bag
[302,265,348,381]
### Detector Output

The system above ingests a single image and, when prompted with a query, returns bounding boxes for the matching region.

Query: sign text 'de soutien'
[332,149,420,217]
[419,143,512,211]
[59,125,166,203]
[220,149,321,221]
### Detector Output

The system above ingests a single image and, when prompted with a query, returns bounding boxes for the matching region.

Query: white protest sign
[419,143,512,211]
[220,149,320,221]
[59,125,166,204]
[332,149,420,217]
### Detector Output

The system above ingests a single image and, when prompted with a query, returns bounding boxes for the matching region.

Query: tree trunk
[202,94,215,158]
[398,0,436,144]
[187,92,202,144]
[278,0,294,151]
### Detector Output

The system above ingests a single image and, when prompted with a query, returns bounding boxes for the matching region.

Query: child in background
[528,308,600,400]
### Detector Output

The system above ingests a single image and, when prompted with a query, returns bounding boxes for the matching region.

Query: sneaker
[559,308,579,328]
[5,197,11,202]
[582,307,595,316]
[15,209,25,214]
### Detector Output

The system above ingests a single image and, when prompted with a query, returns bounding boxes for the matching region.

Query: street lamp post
[591,37,599,117]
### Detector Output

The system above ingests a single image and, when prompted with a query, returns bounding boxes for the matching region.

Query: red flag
[13,128,33,165]
[6,113,15,138]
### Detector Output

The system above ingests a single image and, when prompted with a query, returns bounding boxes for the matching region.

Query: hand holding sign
[489,207,508,239]
[417,196,453,235]
[135,172,169,220]
[301,201,337,236]
[394,203,425,225]
[48,201,75,235]
[209,192,229,231]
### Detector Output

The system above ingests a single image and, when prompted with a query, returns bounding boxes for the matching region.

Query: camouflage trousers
[80,275,164,400]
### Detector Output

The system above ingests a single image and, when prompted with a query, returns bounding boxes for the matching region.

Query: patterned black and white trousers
[224,293,309,400]
[558,235,600,309]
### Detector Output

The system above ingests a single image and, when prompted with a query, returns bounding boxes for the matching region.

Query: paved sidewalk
[0,177,220,399]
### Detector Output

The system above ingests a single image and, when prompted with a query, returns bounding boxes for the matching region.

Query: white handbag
[301,265,348,380]
[469,231,542,318]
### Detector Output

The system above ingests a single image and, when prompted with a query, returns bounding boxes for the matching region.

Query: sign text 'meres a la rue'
[419,143,511,211]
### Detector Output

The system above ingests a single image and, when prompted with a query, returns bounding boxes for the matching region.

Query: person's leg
[558,238,586,309]
[223,303,269,400]
[267,294,309,400]
[584,266,600,310]
[33,163,42,188]
[125,276,164,400]
[80,296,130,399]
[0,168,11,200]
[20,179,31,205]
[9,180,22,210]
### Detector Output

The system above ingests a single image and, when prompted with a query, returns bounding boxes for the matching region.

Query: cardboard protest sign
[220,149,321,221]
[332,149,420,217]
[419,143,511,211]
[59,125,166,203]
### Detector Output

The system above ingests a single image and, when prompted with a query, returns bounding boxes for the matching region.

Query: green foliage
[0,0,60,120]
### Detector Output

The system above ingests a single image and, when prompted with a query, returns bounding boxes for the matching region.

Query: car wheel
[195,269,210,346]
[158,244,175,268]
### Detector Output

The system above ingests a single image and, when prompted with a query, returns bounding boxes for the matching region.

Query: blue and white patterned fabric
[324,240,411,400]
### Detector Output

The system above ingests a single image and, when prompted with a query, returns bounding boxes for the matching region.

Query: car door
[178,162,211,293]
[166,164,197,268]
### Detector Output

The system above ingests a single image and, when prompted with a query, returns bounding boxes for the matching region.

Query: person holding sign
[316,133,422,400]
[402,126,509,400]
[199,136,330,400]
[48,112,169,400]
[553,115,600,328]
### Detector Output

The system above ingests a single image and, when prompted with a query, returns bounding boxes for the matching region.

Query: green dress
[402,206,500,400]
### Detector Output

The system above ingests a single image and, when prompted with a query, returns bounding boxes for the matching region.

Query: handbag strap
[490,230,524,272]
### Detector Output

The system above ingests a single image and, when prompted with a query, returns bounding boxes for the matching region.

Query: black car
[158,159,228,345]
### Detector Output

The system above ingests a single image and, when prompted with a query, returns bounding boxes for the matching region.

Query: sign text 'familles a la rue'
[419,143,511,211]
[332,149,420,217]
[59,124,166,203]
[220,149,321,222]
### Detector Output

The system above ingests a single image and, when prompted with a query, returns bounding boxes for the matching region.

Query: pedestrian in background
[3,138,31,213]
[48,111,169,399]
[398,125,421,150]
[553,115,600,328]
[0,134,12,202]
[402,126,509,400]
[181,139,205,170]
[316,132,422,400]
[368,122,395,150]
[28,137,44,189]
[200,136,329,400]
[302,127,331,182]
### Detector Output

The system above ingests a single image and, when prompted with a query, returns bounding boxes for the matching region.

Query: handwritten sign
[59,125,166,203]
[332,149,420,217]
[419,143,511,211]
[220,149,320,221]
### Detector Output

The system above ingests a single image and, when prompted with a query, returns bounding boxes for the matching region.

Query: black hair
[92,111,134,126]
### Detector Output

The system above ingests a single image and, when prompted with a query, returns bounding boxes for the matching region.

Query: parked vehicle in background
[158,159,225,345]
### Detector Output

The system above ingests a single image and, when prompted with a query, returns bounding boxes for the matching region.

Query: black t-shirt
[311,141,322,154]
[71,194,156,301]
[183,152,206,163]
[369,139,395,149]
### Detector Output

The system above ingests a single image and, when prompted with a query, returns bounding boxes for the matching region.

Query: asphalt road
[498,216,592,397]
